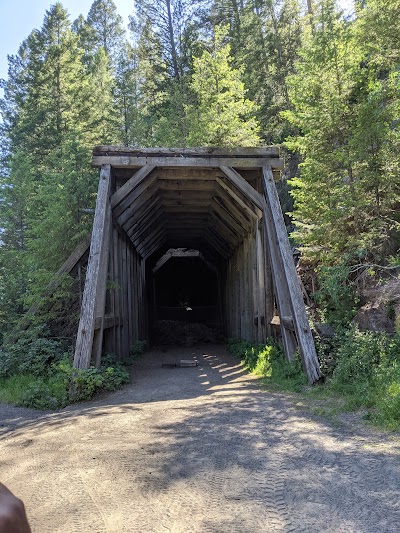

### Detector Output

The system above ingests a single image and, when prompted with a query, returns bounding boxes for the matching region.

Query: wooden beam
[113,174,159,221]
[158,179,215,191]
[126,202,164,239]
[215,177,259,219]
[92,203,112,367]
[211,196,247,237]
[155,168,220,181]
[93,155,283,169]
[152,249,199,273]
[214,184,253,230]
[94,315,122,330]
[111,164,156,208]
[219,166,265,210]
[209,211,242,246]
[263,202,298,361]
[7,236,91,342]
[262,165,322,384]
[129,207,165,244]
[136,225,166,255]
[142,232,168,259]
[55,237,90,276]
[204,228,232,258]
[94,145,281,158]
[122,195,160,234]
[73,164,112,370]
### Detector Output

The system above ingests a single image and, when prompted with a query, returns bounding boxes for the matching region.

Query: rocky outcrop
[353,277,400,333]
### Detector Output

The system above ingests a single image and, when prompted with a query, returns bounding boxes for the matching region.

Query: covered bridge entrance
[73,147,322,384]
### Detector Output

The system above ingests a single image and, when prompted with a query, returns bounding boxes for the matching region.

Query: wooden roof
[92,146,283,263]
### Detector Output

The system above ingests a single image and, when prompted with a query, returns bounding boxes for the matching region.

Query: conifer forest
[0,1,400,421]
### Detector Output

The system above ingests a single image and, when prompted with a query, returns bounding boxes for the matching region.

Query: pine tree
[186,25,261,147]
[0,3,101,324]
[86,0,126,63]
[113,41,143,146]
[283,0,359,260]
[87,47,121,145]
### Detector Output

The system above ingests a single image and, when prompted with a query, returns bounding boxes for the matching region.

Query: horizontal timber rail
[93,146,284,170]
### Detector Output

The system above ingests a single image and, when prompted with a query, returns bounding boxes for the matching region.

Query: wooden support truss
[71,148,322,384]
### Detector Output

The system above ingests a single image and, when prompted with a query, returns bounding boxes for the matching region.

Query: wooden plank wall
[224,227,274,343]
[102,226,147,361]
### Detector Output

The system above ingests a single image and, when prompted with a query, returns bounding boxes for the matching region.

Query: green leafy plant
[0,327,65,379]
[130,340,147,359]
[226,339,306,391]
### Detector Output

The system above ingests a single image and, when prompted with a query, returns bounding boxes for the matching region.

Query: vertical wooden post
[73,164,111,370]
[263,200,298,361]
[255,220,266,342]
[262,165,322,384]
[92,203,111,367]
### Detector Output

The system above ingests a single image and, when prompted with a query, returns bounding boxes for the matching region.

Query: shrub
[330,329,391,396]
[226,338,306,391]
[58,357,130,403]
[18,376,69,410]
[374,379,400,429]
[314,263,357,325]
[0,327,64,378]
[18,357,130,409]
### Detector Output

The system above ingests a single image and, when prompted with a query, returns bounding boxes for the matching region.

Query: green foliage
[0,326,129,409]
[0,374,39,405]
[314,263,357,324]
[374,378,400,430]
[228,330,400,430]
[319,328,400,429]
[18,374,69,410]
[330,329,386,399]
[0,327,65,378]
[6,357,130,410]
[186,25,261,147]
[226,338,306,392]
[284,0,400,265]
[66,360,130,402]
[130,340,147,359]
[226,338,272,375]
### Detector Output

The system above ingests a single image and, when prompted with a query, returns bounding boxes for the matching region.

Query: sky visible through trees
[0,0,353,82]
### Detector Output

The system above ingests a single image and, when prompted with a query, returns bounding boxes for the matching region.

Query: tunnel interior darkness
[152,256,220,327]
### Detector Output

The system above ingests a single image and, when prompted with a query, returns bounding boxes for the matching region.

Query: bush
[226,338,306,391]
[374,379,400,429]
[330,329,385,387]
[18,375,69,410]
[314,263,357,325]
[59,357,130,403]
[0,327,130,409]
[321,328,400,429]
[0,327,64,378]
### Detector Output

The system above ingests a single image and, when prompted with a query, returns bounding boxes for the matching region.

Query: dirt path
[0,345,399,532]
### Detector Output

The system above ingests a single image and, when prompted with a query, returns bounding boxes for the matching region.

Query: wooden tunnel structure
[73,147,322,384]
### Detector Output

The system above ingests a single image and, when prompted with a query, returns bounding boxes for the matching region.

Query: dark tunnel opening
[149,254,223,346]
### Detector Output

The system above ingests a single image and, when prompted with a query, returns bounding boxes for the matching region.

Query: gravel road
[0,344,399,532]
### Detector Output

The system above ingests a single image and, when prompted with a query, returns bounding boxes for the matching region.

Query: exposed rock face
[353,301,395,333]
[352,275,400,333]
[314,322,335,337]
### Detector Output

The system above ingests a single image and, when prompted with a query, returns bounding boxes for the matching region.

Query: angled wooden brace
[262,165,322,384]
[73,164,112,370]
[219,165,297,361]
